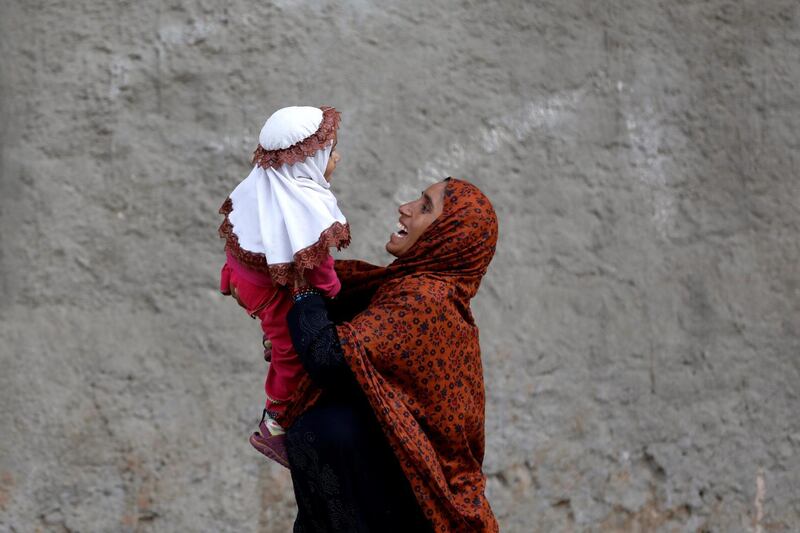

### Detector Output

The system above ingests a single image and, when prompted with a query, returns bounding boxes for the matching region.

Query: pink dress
[220,251,340,420]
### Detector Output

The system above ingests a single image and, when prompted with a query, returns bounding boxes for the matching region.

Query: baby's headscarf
[219,106,349,286]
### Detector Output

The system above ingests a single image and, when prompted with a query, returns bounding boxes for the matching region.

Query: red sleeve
[305,254,341,298]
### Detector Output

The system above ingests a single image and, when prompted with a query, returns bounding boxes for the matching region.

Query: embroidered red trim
[218,198,351,286]
[251,106,341,170]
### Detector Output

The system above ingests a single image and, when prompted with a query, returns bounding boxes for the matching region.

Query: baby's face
[323,133,339,182]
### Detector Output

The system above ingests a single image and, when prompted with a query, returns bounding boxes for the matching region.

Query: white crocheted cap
[258,106,323,150]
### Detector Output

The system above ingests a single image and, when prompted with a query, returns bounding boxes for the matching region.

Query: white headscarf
[221,106,348,281]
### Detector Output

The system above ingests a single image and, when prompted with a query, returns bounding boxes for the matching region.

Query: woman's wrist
[292,286,321,302]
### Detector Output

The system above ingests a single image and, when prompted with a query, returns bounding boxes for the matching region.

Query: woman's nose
[398,202,412,216]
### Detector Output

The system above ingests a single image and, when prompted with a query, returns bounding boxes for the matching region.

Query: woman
[281,177,499,532]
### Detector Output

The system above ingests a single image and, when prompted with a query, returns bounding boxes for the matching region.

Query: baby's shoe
[249,410,289,468]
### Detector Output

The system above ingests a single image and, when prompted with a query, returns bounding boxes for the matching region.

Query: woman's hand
[291,270,315,300]
[292,270,309,291]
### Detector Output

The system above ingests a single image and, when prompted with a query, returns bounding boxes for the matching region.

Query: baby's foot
[265,417,285,436]
[250,431,289,468]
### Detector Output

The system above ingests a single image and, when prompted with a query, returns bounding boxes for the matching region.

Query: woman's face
[323,134,340,182]
[386,180,447,257]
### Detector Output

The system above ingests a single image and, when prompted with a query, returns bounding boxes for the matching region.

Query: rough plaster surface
[1,1,799,531]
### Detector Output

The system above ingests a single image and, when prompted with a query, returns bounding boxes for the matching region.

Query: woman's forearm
[287,293,349,387]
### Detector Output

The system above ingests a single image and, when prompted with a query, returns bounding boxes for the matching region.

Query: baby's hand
[229,281,247,310]
[262,335,272,362]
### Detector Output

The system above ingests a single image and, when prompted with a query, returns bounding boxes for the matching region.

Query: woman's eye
[419,193,432,213]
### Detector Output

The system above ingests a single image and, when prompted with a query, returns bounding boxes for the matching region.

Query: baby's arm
[304,254,341,298]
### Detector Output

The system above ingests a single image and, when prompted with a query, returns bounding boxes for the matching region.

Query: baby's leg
[260,292,307,428]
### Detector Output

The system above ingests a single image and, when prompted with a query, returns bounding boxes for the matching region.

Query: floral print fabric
[284,178,499,531]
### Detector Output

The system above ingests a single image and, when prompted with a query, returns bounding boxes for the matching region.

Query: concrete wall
[1,1,798,531]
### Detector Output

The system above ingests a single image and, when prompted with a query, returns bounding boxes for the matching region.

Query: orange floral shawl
[286,178,499,532]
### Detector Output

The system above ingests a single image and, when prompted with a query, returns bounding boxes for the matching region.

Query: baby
[218,106,348,466]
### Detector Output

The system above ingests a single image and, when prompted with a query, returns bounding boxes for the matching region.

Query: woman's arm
[287,293,349,387]
[326,259,386,323]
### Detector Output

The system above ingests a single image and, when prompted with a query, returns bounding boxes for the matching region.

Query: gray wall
[1,1,798,531]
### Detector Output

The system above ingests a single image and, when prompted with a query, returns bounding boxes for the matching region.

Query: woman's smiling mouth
[393,222,408,239]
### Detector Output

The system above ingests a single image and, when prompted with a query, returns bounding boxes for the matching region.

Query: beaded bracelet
[292,287,320,302]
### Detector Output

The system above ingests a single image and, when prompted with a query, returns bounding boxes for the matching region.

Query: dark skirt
[286,383,432,533]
